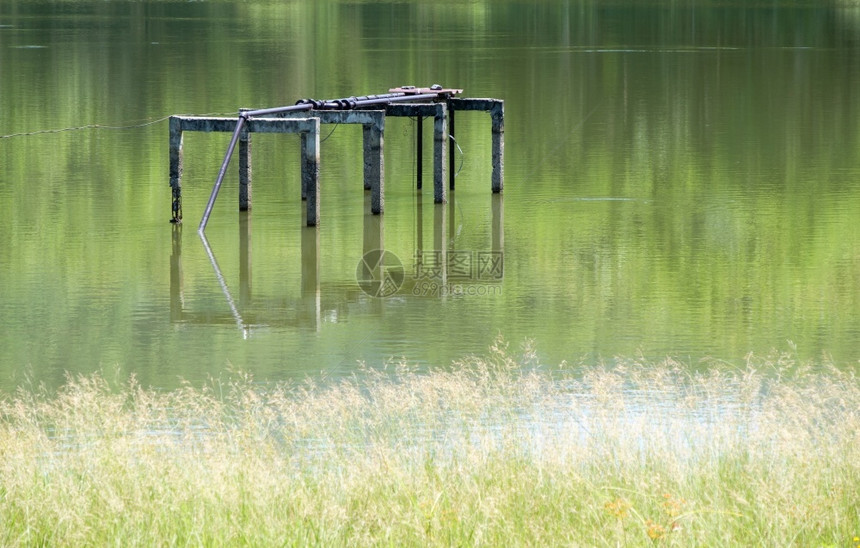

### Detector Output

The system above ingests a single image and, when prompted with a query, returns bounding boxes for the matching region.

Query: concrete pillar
[239,120,252,211]
[300,131,310,201]
[417,116,424,190]
[433,103,448,204]
[368,114,385,215]
[302,119,321,226]
[448,101,456,190]
[168,116,184,223]
[362,124,372,190]
[491,101,504,193]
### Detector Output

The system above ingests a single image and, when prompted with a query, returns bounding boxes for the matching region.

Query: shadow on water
[169,191,505,336]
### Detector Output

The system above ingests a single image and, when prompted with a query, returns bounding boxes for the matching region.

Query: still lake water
[1,1,859,390]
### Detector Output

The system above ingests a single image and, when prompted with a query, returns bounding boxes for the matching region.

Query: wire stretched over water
[0,112,232,140]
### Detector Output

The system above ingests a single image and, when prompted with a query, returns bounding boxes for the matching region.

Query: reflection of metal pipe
[198,231,248,337]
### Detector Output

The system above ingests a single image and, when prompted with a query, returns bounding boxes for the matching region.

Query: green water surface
[1,0,859,389]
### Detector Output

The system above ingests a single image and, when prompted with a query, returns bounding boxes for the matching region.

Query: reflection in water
[239,212,252,308]
[169,189,504,334]
[301,216,321,331]
[199,229,247,338]
[170,224,184,323]
[3,1,860,391]
[169,216,324,336]
[363,195,384,256]
[435,197,448,287]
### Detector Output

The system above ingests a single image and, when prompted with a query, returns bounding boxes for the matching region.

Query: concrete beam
[169,115,321,225]
[446,99,505,193]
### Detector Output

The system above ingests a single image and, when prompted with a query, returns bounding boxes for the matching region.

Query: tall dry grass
[0,339,858,546]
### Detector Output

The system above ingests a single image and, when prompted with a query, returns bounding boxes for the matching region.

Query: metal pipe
[314,92,406,109]
[199,115,247,233]
[315,92,445,110]
[355,92,442,108]
[243,103,314,118]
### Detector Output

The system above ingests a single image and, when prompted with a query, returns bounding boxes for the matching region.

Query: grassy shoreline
[1,342,858,546]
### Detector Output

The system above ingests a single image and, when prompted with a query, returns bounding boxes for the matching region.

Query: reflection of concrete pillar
[363,197,385,254]
[491,101,504,193]
[239,211,252,307]
[168,116,183,223]
[363,200,385,302]
[448,191,457,244]
[301,224,320,296]
[413,194,424,281]
[433,104,448,204]
[434,203,447,287]
[415,194,424,253]
[492,193,504,253]
[239,113,252,211]
[301,224,321,331]
[302,119,321,226]
[169,224,184,322]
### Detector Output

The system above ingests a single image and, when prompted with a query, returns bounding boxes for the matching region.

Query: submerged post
[168,87,504,232]
[362,124,373,191]
[446,98,504,194]
[245,117,320,225]
[361,112,385,212]
[301,118,321,226]
[416,116,423,190]
[433,103,448,204]
[239,110,252,211]
[448,101,456,191]
[169,116,184,223]
[491,101,504,193]
[367,114,385,214]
